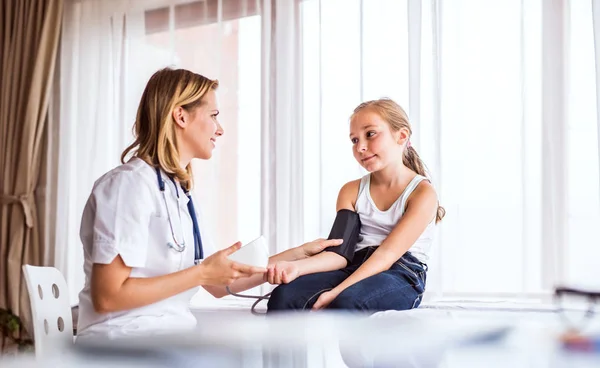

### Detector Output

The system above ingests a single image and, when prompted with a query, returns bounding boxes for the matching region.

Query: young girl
[266,98,445,312]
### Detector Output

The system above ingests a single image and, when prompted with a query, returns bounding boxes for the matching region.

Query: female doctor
[76,68,342,339]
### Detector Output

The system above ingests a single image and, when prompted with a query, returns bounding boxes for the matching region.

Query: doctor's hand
[266,261,300,285]
[198,242,267,286]
[298,238,343,259]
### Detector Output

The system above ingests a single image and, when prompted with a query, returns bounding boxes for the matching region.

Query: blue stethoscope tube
[155,167,203,264]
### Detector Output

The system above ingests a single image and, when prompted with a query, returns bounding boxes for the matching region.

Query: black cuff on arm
[323,209,361,264]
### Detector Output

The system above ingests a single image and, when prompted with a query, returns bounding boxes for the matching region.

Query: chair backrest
[22,265,74,357]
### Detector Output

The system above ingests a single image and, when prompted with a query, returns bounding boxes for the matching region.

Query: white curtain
[594,0,600,253]
[260,0,305,284]
[300,0,600,300]
[57,0,147,304]
[54,0,600,306]
[55,0,298,304]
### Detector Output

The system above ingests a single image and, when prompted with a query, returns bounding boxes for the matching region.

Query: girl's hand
[298,238,343,259]
[266,261,300,284]
[312,289,340,310]
[199,242,267,286]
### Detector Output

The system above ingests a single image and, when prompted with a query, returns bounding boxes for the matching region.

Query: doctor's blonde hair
[121,68,218,190]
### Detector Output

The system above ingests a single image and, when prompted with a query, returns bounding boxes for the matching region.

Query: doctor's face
[181,89,224,160]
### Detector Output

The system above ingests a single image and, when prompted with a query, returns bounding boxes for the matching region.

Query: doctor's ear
[172,107,187,128]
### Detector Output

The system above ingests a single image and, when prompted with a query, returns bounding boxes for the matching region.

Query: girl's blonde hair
[121,68,218,190]
[352,98,446,223]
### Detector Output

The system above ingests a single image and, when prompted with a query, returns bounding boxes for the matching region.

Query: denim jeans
[267,247,427,313]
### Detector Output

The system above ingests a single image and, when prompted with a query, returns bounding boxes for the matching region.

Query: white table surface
[2,306,599,368]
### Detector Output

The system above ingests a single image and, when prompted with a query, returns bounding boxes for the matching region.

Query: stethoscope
[154,168,274,314]
[155,167,203,265]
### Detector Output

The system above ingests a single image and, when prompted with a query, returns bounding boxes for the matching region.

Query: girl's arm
[266,180,361,284]
[266,252,347,284]
[312,181,438,309]
[202,238,343,297]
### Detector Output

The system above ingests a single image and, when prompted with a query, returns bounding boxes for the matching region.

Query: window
[143,2,262,250]
[301,0,599,297]
[60,0,600,304]
[566,0,600,287]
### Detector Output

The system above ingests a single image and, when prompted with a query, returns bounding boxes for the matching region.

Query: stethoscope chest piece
[167,242,185,252]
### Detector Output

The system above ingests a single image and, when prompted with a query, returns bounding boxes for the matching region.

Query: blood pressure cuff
[323,209,361,264]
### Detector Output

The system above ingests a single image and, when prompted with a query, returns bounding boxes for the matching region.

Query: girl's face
[175,89,223,161]
[349,109,408,172]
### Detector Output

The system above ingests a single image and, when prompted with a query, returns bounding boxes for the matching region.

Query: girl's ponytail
[403,145,445,223]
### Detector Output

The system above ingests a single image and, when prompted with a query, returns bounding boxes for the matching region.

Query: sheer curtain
[58,0,147,304]
[260,0,304,296]
[56,0,302,304]
[56,0,600,305]
[301,0,600,300]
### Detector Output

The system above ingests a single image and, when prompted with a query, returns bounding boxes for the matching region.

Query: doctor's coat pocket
[147,215,187,274]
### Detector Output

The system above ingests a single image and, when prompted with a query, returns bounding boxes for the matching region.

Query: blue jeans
[267,247,427,313]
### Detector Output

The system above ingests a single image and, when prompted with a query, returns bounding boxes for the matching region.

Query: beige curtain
[0,0,63,351]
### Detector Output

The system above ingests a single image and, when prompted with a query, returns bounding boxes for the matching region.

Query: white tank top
[354,174,436,263]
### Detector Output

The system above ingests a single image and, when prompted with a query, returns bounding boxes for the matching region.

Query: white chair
[22,265,74,357]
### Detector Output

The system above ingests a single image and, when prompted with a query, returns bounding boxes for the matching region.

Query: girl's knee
[328,280,420,312]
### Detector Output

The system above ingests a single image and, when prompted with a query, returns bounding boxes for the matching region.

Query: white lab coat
[76,157,215,340]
